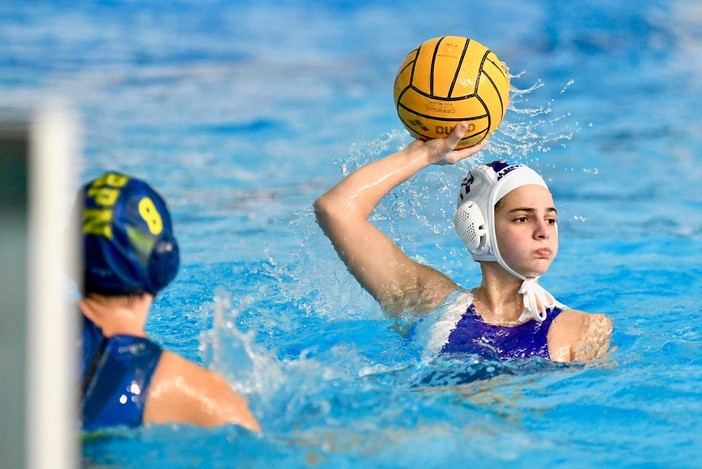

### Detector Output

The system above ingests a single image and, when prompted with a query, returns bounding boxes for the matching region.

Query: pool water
[3,0,702,467]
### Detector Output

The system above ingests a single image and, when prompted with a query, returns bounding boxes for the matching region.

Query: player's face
[494,185,558,278]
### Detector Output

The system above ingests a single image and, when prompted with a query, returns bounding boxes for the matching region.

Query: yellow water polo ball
[393,35,510,149]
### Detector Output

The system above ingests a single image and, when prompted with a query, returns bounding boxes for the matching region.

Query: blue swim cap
[81,172,179,296]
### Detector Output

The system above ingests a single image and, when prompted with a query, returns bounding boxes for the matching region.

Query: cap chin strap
[494,255,556,323]
[517,277,555,322]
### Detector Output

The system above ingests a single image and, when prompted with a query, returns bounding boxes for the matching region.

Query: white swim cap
[453,160,556,321]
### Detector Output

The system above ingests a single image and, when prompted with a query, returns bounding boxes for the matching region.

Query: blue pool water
[3,0,702,467]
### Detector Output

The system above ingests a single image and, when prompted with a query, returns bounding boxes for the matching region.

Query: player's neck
[474,263,527,324]
[80,293,153,338]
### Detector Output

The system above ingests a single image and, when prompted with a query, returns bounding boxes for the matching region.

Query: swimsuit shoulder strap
[418,288,474,354]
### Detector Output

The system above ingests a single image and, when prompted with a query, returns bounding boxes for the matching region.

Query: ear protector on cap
[82,172,180,296]
[453,201,488,254]
[146,231,179,293]
[453,164,498,262]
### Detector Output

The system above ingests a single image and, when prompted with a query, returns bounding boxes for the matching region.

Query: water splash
[491,74,579,160]
[200,288,285,399]
[260,211,382,321]
[196,287,365,430]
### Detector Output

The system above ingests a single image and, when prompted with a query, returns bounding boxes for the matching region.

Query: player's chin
[523,259,554,277]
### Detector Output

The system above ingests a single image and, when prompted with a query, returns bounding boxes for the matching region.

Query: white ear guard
[453,201,488,255]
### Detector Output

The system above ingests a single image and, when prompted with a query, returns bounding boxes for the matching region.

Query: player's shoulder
[155,350,220,384]
[550,308,613,345]
[548,308,613,362]
[556,308,612,326]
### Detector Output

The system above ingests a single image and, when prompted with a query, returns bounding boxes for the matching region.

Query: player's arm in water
[314,123,487,316]
[144,351,261,431]
[548,308,614,362]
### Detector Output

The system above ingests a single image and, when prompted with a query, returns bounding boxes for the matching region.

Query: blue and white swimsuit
[411,289,566,361]
[81,316,163,432]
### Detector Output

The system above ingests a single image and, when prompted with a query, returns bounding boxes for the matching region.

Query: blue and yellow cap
[81,172,179,296]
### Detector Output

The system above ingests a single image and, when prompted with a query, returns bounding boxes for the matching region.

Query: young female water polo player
[314,123,612,362]
[79,172,260,432]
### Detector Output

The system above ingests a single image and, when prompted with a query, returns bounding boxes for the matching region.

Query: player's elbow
[603,314,613,335]
[594,313,613,341]
[313,193,338,229]
[583,313,614,360]
[600,313,614,348]
[312,194,327,217]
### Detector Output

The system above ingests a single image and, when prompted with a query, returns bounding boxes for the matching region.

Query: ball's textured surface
[394,36,510,149]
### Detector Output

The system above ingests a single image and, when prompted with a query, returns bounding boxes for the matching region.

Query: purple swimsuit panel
[441,304,563,360]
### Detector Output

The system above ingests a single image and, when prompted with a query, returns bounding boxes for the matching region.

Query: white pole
[26,104,80,469]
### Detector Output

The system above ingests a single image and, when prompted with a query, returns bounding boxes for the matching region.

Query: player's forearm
[314,145,431,220]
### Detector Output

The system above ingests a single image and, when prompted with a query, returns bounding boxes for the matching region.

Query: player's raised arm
[314,124,487,316]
